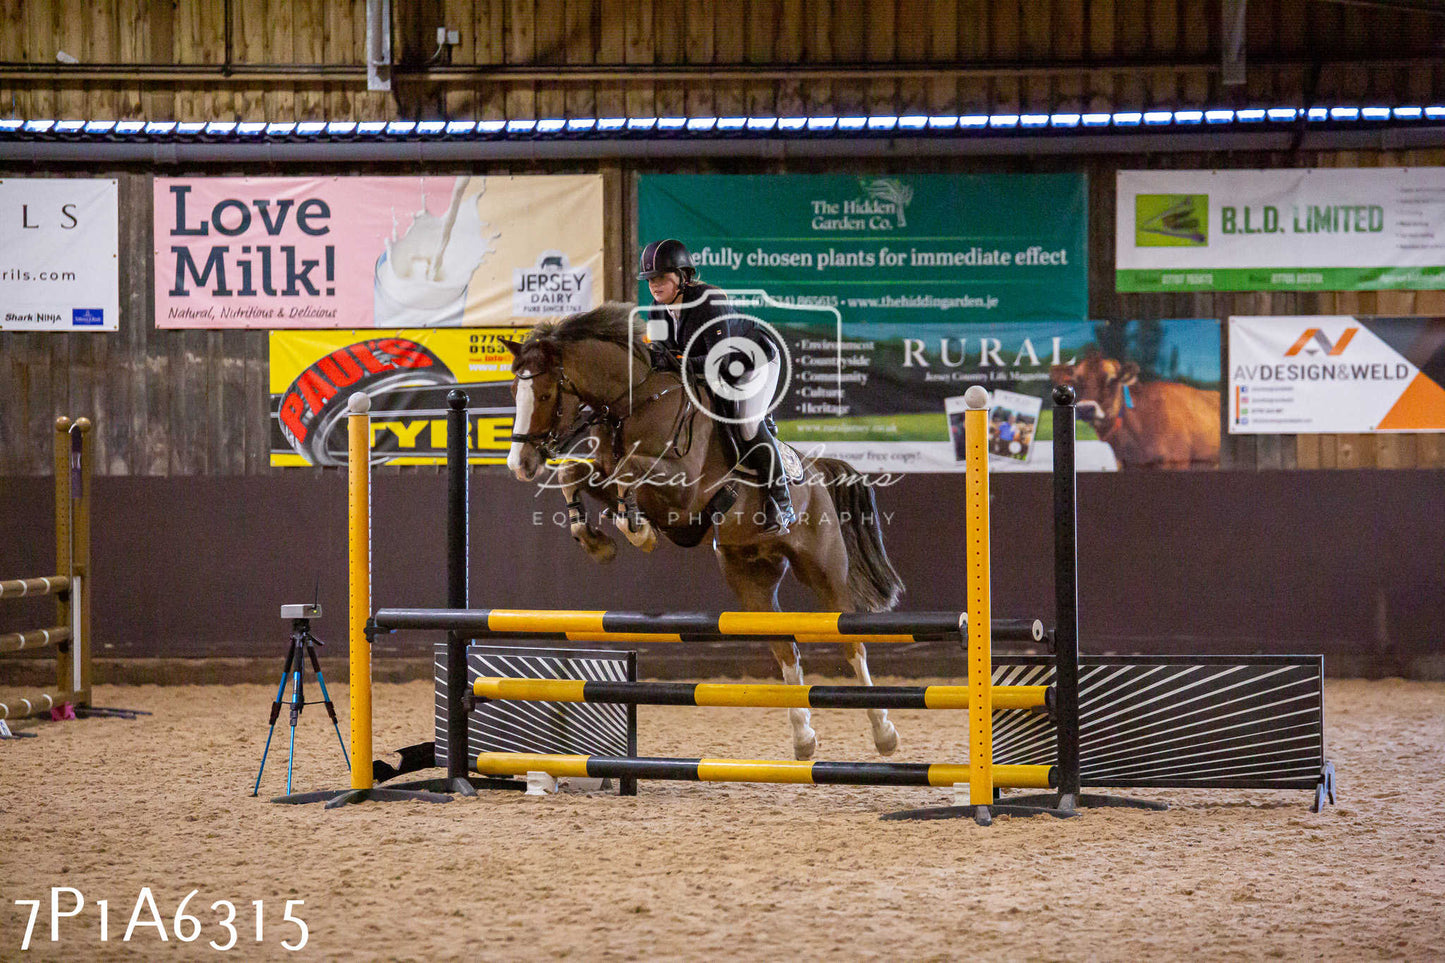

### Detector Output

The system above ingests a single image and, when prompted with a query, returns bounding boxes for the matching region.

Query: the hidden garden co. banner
[755,311,1221,472]
[0,178,119,331]
[1228,316,1445,433]
[1117,168,1445,292]
[269,329,521,467]
[638,173,1087,323]
[157,175,603,328]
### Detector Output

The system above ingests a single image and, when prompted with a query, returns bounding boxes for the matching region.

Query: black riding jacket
[649,282,777,368]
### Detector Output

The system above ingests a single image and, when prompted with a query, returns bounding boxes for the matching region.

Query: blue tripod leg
[303,636,350,769]
[253,639,300,796]
[285,644,306,796]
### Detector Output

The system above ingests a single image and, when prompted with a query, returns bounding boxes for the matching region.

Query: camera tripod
[251,610,350,797]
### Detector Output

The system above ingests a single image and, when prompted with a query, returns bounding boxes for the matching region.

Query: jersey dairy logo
[513,250,592,316]
[810,178,915,231]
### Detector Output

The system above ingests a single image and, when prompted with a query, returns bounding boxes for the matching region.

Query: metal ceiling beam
[0,54,1439,85]
[3,126,1441,165]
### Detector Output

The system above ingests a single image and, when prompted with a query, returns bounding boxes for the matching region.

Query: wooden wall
[1,0,1443,120]
[1,0,1444,475]
[3,147,1445,476]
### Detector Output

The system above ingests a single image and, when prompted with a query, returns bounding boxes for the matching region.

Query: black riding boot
[740,425,796,535]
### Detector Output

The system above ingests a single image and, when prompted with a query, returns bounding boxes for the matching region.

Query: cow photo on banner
[154,174,603,329]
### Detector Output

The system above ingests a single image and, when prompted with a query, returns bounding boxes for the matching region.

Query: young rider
[637,238,796,535]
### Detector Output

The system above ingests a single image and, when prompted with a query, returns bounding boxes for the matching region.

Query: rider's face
[648,272,682,304]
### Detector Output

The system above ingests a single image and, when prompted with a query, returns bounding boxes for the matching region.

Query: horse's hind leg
[784,527,899,757]
[718,546,816,760]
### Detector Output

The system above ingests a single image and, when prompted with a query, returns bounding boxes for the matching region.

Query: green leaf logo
[1136,194,1208,247]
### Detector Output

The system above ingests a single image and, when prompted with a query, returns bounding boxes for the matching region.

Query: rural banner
[1228,316,1445,433]
[0,178,119,331]
[1117,168,1445,292]
[269,329,521,467]
[755,311,1222,472]
[157,175,603,329]
[638,173,1087,322]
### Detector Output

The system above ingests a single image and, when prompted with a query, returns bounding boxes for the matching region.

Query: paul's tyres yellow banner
[269,328,523,466]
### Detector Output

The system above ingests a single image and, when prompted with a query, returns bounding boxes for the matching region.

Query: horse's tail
[814,457,905,612]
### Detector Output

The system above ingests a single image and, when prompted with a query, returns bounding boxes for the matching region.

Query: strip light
[0,105,1439,143]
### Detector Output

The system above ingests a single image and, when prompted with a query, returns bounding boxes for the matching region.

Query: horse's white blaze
[507,377,536,479]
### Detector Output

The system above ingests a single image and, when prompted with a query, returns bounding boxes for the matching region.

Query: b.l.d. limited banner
[1117,168,1445,292]
[157,175,603,328]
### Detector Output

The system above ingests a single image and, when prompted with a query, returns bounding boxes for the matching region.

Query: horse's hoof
[793,728,817,761]
[874,722,899,756]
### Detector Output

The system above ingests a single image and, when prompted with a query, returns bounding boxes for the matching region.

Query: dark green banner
[638,173,1088,323]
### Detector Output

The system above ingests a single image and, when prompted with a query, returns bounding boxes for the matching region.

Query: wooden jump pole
[0,416,91,730]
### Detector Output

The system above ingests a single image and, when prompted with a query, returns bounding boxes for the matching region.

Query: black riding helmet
[637,238,696,281]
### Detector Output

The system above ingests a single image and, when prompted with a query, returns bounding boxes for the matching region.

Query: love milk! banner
[1228,316,1445,433]
[639,173,1087,322]
[0,178,119,331]
[155,175,603,328]
[1117,168,1445,292]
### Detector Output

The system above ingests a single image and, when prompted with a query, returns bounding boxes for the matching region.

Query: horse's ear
[498,337,523,356]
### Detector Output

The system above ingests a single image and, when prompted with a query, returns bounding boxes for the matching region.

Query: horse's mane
[522,302,649,365]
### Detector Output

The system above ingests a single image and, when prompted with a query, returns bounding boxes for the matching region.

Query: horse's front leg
[555,460,617,563]
[843,641,898,756]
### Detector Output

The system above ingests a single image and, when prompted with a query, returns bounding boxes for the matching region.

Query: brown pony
[502,303,906,760]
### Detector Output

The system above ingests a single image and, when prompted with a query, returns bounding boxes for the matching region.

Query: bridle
[509,358,685,463]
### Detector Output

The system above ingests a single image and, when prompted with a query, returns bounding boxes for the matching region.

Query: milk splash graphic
[373,176,496,326]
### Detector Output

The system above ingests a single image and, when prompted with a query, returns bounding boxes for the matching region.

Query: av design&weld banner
[1229,316,1445,433]
[639,173,1087,322]
[157,175,603,328]
[0,178,119,331]
[765,315,1221,472]
[269,329,520,467]
[1117,168,1445,292]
